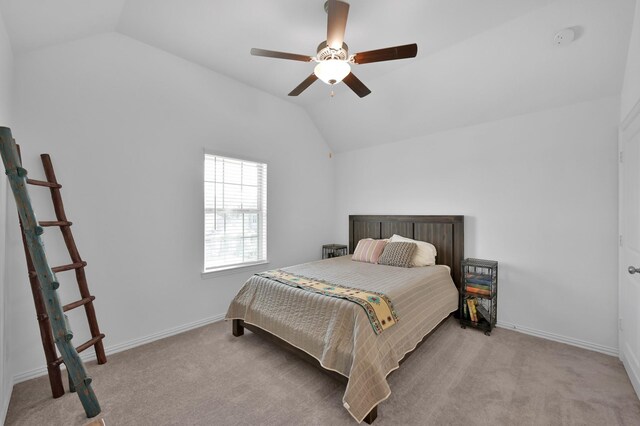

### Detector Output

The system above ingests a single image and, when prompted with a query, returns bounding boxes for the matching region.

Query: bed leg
[232,319,244,337]
[363,406,377,424]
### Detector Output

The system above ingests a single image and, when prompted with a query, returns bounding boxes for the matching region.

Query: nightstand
[460,258,498,336]
[322,244,348,259]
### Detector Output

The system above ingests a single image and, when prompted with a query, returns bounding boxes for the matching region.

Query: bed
[226,215,464,423]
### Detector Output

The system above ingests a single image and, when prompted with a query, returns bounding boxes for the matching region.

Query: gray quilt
[225,255,459,423]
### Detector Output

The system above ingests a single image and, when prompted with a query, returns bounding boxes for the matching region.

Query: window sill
[201,260,270,279]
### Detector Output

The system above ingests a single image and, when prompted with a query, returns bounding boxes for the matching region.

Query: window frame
[202,150,268,276]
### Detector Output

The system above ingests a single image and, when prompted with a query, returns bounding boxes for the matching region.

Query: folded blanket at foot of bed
[256,269,398,334]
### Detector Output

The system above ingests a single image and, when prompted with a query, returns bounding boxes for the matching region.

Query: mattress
[225,255,459,422]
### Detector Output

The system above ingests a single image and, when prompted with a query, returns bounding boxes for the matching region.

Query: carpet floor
[5,317,640,425]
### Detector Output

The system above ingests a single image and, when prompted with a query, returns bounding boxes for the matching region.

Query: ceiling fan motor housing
[316,41,349,61]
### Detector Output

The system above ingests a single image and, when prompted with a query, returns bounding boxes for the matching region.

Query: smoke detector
[554,28,576,46]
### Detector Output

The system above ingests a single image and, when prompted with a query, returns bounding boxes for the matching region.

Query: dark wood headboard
[349,215,464,288]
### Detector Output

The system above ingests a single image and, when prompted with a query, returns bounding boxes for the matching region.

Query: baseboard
[620,344,640,399]
[496,321,618,357]
[13,313,226,384]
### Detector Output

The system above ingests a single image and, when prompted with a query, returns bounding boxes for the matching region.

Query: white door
[620,104,640,397]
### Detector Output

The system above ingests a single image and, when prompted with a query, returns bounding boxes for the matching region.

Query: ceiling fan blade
[342,72,371,98]
[288,74,319,96]
[353,43,418,64]
[250,48,313,62]
[327,0,350,50]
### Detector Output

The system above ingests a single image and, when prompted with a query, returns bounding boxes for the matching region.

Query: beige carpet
[5,318,640,425]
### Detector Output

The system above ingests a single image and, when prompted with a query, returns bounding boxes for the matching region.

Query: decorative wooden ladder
[0,127,102,418]
[16,146,107,399]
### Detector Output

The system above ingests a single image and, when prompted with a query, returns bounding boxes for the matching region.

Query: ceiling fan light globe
[314,60,351,85]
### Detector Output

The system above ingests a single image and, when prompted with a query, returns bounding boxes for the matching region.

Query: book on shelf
[465,273,492,285]
[471,299,478,322]
[465,286,491,296]
[466,298,478,322]
[466,271,491,278]
[466,283,490,291]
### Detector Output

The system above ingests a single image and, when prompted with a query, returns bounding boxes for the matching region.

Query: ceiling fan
[250,0,418,98]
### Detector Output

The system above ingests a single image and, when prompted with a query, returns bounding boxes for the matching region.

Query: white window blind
[204,154,267,272]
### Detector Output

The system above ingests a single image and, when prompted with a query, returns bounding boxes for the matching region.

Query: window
[204,154,267,272]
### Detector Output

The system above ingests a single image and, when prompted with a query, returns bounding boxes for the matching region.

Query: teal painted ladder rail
[0,127,101,418]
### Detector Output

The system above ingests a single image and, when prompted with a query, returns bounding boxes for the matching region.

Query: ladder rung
[39,221,72,227]
[37,296,96,320]
[63,296,96,312]
[51,334,105,367]
[29,261,87,277]
[26,178,61,189]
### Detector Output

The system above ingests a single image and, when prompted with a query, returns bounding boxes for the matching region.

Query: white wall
[0,7,13,424]
[7,32,334,379]
[333,96,620,354]
[622,0,640,121]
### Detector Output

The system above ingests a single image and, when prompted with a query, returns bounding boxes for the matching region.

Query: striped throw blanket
[257,269,398,334]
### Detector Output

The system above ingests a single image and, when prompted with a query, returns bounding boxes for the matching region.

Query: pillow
[389,234,436,266]
[352,238,388,264]
[378,242,416,268]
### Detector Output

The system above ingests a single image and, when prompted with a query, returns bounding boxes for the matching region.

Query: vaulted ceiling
[0,0,635,151]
